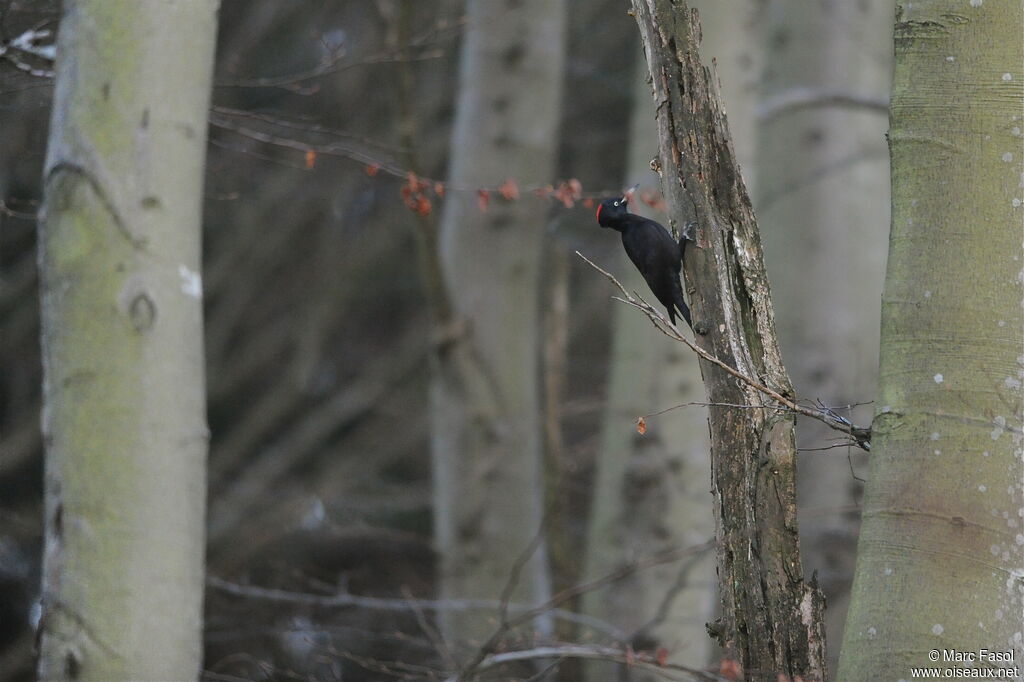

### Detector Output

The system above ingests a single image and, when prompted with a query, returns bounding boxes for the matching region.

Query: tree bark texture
[432,0,565,652]
[36,1,218,679]
[630,2,827,679]
[755,1,892,672]
[838,2,1024,679]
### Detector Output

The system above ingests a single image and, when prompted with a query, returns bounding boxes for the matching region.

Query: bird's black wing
[620,217,692,330]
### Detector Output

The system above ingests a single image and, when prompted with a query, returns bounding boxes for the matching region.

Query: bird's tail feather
[673,291,693,331]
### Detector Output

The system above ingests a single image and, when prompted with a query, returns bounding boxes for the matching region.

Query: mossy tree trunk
[36,1,218,679]
[838,2,1024,678]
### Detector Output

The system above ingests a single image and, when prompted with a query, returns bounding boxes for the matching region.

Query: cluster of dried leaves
[377,167,669,218]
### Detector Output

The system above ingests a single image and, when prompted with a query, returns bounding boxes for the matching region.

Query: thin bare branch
[215,17,463,89]
[401,585,456,672]
[449,645,723,682]
[205,577,628,640]
[757,86,889,121]
[0,25,56,78]
[576,250,872,450]
[212,105,405,154]
[0,199,38,219]
[454,540,713,680]
[216,49,444,89]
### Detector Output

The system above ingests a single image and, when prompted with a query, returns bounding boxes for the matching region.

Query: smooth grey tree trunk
[432,0,565,653]
[838,2,1024,679]
[36,1,218,679]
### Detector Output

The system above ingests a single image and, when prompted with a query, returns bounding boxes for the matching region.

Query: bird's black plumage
[596,190,692,330]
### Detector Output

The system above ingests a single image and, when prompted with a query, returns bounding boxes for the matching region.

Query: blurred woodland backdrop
[7,0,1015,679]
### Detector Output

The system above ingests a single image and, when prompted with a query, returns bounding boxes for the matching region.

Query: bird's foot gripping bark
[681,220,697,244]
[679,221,698,263]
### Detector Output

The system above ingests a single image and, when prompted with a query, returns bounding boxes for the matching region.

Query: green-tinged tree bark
[36,1,217,679]
[755,1,892,671]
[838,2,1024,679]
[432,0,565,655]
[629,2,828,679]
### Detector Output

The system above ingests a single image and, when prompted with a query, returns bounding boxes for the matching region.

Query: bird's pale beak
[622,183,639,204]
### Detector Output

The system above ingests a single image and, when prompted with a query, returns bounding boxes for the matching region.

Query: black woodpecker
[596,186,693,330]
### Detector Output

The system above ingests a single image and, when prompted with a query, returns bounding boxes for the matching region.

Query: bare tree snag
[629,2,827,679]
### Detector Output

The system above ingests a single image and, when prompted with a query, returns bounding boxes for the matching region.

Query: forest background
[1,0,1021,680]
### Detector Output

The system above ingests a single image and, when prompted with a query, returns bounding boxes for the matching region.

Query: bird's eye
[613,201,620,207]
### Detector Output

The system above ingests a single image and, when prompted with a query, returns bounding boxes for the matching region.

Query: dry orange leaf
[498,178,520,201]
[414,196,432,217]
[304,149,317,169]
[719,659,743,681]
[636,417,647,435]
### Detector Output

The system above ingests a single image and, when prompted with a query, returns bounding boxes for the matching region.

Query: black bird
[596,186,693,330]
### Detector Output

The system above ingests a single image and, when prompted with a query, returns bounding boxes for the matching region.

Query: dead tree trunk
[629,2,827,679]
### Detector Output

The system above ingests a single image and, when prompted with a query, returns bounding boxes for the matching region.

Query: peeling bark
[629,2,827,679]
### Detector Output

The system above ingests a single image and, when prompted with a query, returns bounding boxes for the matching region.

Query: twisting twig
[206,576,627,640]
[453,540,713,681]
[644,399,871,442]
[209,106,644,206]
[0,25,56,78]
[0,199,37,219]
[401,585,456,672]
[756,87,889,122]
[215,15,462,89]
[448,645,723,682]
[643,400,792,419]
[576,251,871,450]
[216,49,445,89]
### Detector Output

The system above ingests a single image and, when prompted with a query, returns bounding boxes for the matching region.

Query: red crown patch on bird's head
[595,203,603,223]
